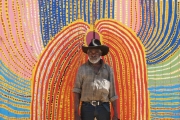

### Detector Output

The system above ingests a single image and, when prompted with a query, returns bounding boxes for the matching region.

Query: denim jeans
[81,102,110,120]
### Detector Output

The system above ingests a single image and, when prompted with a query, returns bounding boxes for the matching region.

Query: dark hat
[82,39,109,56]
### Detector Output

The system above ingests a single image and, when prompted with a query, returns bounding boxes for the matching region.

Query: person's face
[87,49,102,63]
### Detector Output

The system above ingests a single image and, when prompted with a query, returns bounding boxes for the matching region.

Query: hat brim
[82,45,109,56]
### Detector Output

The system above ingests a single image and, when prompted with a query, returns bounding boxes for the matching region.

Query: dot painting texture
[0,0,179,120]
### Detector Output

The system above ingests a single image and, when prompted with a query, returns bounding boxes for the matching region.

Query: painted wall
[0,0,179,120]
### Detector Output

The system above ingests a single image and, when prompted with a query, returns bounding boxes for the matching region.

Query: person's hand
[112,115,120,120]
[74,113,81,120]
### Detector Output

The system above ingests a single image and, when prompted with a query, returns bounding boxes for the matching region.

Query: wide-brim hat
[82,39,109,56]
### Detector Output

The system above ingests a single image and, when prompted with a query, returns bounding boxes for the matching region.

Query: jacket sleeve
[109,67,118,102]
[73,67,82,94]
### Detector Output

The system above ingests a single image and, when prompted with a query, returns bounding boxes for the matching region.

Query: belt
[83,101,104,106]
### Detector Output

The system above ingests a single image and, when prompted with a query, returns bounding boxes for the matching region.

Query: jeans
[81,102,110,120]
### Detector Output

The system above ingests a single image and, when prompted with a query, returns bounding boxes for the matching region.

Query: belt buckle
[91,101,99,106]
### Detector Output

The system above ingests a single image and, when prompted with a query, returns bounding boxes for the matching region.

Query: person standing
[73,39,119,120]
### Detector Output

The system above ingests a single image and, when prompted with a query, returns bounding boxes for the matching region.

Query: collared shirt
[73,60,118,102]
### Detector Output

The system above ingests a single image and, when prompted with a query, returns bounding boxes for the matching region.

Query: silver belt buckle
[91,101,99,106]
